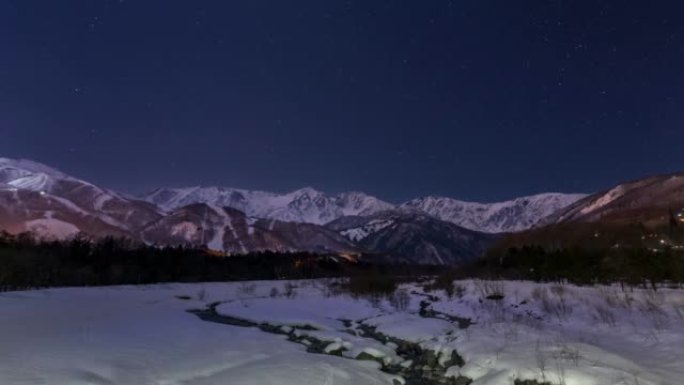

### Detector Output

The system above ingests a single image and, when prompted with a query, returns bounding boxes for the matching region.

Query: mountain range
[400,194,585,233]
[144,186,395,226]
[0,157,589,264]
[143,186,584,233]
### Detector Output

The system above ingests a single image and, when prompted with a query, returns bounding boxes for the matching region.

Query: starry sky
[1,1,683,203]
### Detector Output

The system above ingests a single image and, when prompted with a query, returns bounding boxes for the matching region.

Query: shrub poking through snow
[284,282,298,298]
[388,288,411,311]
[591,303,617,326]
[424,269,463,299]
[513,380,553,385]
[453,283,467,299]
[475,280,505,300]
[238,282,256,296]
[534,285,573,322]
[196,288,207,301]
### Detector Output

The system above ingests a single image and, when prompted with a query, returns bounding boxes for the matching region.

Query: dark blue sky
[1,1,683,202]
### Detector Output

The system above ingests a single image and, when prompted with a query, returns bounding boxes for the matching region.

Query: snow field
[1,279,683,384]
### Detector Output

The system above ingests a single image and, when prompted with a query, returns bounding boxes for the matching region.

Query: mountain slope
[143,186,394,225]
[0,157,586,263]
[327,211,497,265]
[400,193,586,233]
[0,189,132,240]
[141,204,359,254]
[543,172,684,228]
[0,158,162,238]
[489,173,684,253]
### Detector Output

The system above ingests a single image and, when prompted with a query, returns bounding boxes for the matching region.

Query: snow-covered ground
[1,280,683,385]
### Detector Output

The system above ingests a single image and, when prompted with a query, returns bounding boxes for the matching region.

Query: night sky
[1,1,683,202]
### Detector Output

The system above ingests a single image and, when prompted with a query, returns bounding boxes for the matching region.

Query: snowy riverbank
[1,280,682,384]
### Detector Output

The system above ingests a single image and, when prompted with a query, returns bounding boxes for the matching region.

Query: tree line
[0,232,441,291]
[468,245,684,287]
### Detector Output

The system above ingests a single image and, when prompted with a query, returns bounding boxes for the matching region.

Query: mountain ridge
[541,172,684,227]
[326,210,497,264]
[143,186,585,233]
[400,193,587,233]
[0,157,588,264]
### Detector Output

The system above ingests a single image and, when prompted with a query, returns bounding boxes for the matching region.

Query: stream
[188,301,473,385]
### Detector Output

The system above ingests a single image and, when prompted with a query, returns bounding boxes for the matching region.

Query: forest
[0,232,441,291]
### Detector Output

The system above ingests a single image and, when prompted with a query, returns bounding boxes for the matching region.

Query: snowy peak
[1,157,588,249]
[145,186,258,213]
[144,185,585,233]
[335,191,395,217]
[0,157,162,238]
[287,186,323,198]
[0,157,119,200]
[400,193,586,233]
[0,158,70,192]
[143,186,394,225]
[0,158,69,178]
[141,203,359,254]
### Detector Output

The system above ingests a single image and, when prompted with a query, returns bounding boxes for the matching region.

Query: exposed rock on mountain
[327,211,497,265]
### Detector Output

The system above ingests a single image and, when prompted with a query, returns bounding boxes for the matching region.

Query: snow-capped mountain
[143,187,585,233]
[0,158,69,191]
[143,186,394,225]
[0,188,132,240]
[326,211,497,265]
[400,193,586,233]
[142,204,359,254]
[0,158,372,254]
[0,158,162,238]
[0,157,589,263]
[542,172,684,227]
[493,173,684,252]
